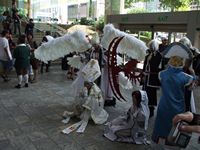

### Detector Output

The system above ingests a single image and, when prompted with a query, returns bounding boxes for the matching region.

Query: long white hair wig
[148,40,159,51]
[179,37,192,49]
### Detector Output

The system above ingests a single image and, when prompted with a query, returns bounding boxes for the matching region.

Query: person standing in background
[27,34,38,83]
[42,31,54,72]
[25,19,34,37]
[2,11,12,33]
[13,11,21,36]
[142,40,162,117]
[159,37,169,69]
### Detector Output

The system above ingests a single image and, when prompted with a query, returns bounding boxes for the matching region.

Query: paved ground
[0,64,199,150]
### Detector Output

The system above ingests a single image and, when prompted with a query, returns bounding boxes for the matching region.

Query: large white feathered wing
[67,55,84,69]
[34,31,91,63]
[101,24,147,61]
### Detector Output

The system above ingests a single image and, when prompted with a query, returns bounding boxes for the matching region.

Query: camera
[167,121,192,148]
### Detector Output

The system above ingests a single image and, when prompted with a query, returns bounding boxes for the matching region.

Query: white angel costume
[104,90,150,145]
[100,24,147,104]
[100,53,114,101]
[34,31,91,63]
[62,59,108,134]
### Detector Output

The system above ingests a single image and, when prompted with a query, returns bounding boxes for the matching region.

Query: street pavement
[0,64,199,150]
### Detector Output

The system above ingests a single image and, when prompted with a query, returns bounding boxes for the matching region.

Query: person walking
[13,34,30,88]
[0,30,13,82]
[27,34,38,83]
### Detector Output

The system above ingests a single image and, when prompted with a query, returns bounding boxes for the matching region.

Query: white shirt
[0,37,12,61]
[45,35,54,42]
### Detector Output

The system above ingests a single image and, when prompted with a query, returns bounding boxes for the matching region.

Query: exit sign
[158,15,168,22]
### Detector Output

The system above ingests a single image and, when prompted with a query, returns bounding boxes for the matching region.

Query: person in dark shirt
[13,11,21,35]
[2,11,12,33]
[25,18,34,37]
[142,40,162,117]
[159,37,169,69]
[159,37,168,53]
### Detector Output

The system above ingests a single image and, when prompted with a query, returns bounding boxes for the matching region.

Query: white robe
[62,83,108,134]
[104,90,150,145]
[100,54,113,101]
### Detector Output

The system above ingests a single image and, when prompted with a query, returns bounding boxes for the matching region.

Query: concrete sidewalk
[0,65,199,150]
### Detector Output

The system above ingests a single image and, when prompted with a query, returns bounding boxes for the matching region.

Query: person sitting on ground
[62,81,108,134]
[104,90,150,145]
[62,59,108,133]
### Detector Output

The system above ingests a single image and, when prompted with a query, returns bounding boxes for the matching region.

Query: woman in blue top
[152,56,195,144]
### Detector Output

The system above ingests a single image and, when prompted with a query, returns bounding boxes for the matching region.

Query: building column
[104,0,124,23]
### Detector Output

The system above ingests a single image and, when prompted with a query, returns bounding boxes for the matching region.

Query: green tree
[125,0,150,8]
[95,16,104,33]
[127,8,148,13]
[159,0,200,11]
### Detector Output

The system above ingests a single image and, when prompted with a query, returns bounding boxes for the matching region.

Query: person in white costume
[62,59,108,134]
[104,90,150,145]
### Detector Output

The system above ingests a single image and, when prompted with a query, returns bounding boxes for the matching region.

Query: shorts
[0,60,13,70]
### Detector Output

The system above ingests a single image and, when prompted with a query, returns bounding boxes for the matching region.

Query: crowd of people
[59,31,200,148]
[0,20,200,149]
[0,28,54,88]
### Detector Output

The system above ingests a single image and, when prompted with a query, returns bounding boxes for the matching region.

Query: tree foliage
[159,0,200,11]
[125,0,200,10]
[127,8,148,14]
[125,0,150,8]
[95,16,104,33]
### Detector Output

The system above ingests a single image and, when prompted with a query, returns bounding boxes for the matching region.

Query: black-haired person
[40,36,51,73]
[45,31,54,42]
[41,31,54,72]
[13,34,30,88]
[104,90,150,144]
[0,30,13,82]
[27,34,38,83]
[13,11,21,35]
[25,18,34,37]
[2,11,12,33]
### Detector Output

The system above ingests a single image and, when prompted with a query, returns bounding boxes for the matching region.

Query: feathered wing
[101,24,147,61]
[118,72,141,103]
[67,55,84,69]
[34,31,91,63]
